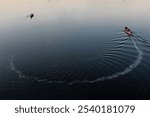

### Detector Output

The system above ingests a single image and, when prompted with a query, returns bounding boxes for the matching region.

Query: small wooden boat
[124,27,133,36]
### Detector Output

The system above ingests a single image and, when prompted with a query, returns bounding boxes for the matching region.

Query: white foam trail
[10,56,38,80]
[69,37,143,85]
[10,37,143,85]
[9,56,65,84]
[96,38,142,80]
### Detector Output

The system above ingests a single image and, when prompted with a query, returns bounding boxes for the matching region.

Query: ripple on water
[9,32,147,85]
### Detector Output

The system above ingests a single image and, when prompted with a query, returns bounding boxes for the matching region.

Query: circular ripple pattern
[9,31,150,85]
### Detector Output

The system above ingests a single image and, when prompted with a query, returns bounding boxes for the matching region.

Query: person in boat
[124,27,133,36]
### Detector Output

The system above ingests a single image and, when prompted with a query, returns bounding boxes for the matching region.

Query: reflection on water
[0,0,150,99]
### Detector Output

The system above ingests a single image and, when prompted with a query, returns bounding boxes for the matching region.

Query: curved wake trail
[9,57,65,84]
[97,38,143,80]
[9,37,143,85]
[69,37,143,85]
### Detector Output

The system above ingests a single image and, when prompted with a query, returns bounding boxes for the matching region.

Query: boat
[124,27,133,36]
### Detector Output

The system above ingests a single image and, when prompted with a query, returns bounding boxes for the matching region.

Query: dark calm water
[0,0,150,99]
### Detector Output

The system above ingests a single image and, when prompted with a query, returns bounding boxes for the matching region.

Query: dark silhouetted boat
[30,13,34,19]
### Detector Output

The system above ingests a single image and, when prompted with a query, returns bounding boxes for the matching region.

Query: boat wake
[10,56,65,84]
[9,36,143,85]
[68,37,143,84]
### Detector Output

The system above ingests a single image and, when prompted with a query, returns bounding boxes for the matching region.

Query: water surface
[0,0,150,99]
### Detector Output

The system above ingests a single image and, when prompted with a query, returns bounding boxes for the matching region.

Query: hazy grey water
[0,0,150,99]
